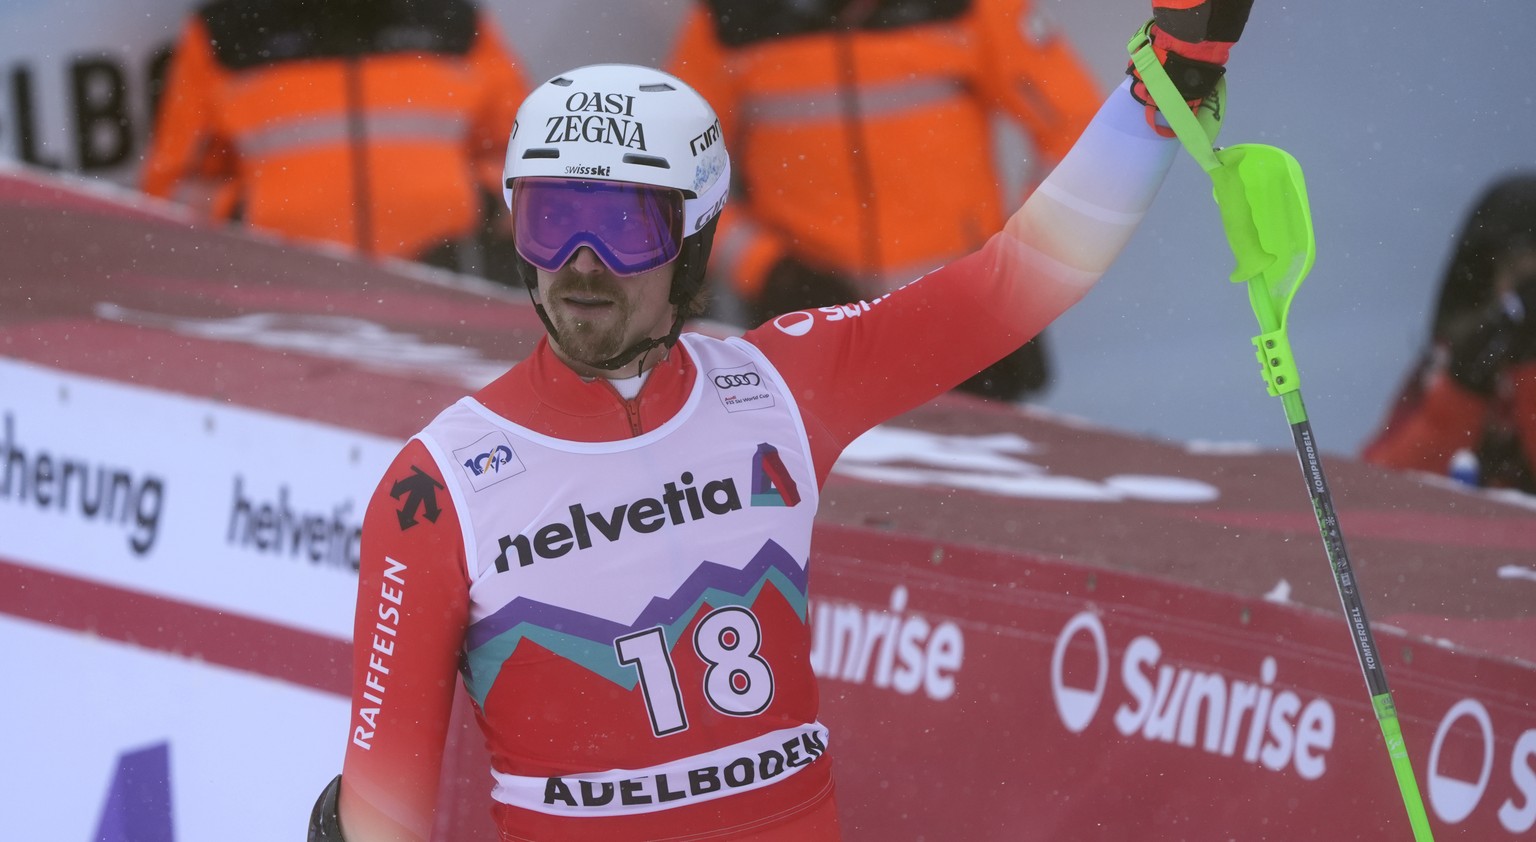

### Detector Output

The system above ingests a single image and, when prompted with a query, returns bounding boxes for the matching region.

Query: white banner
[0,0,200,180]
[0,358,400,640]
[2,613,348,841]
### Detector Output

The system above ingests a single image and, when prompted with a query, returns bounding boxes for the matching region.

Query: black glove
[308,774,346,841]
[748,254,863,326]
[1128,0,1256,108]
[1445,275,1536,395]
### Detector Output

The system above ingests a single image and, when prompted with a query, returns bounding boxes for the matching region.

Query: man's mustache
[548,274,623,300]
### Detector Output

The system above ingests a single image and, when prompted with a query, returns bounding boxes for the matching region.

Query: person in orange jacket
[141,0,527,272]
[666,0,1102,401]
[1363,173,1536,492]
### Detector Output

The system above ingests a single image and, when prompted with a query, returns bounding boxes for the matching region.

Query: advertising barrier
[806,528,1536,840]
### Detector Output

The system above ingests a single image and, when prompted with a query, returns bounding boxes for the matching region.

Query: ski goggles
[512,177,686,277]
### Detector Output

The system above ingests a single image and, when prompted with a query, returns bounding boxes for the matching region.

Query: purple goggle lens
[513,178,685,277]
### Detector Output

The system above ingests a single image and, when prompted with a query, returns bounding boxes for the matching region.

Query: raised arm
[749,81,1172,465]
[753,2,1256,469]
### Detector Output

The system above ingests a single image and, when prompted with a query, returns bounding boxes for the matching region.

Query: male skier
[311,0,1256,838]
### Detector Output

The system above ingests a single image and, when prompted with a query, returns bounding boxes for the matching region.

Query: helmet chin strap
[525,288,686,375]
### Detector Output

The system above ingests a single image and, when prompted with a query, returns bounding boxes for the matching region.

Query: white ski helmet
[503,63,729,298]
[504,64,729,231]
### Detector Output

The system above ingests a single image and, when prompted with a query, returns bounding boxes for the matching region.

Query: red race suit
[337,82,1178,841]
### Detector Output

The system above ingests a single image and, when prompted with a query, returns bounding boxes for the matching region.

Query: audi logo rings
[714,373,761,388]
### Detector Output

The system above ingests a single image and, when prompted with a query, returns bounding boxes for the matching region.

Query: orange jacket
[1363,362,1536,491]
[141,0,526,262]
[667,0,1101,299]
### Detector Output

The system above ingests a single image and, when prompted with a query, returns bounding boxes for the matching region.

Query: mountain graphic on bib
[464,539,808,704]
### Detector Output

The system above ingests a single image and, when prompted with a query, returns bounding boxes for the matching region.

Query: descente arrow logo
[391,466,444,530]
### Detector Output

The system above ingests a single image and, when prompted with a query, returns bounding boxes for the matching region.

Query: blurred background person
[1362,173,1536,492]
[140,0,527,276]
[667,0,1100,401]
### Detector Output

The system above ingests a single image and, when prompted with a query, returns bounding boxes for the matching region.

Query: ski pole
[1128,24,1435,841]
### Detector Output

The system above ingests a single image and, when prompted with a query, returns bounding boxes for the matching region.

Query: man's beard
[544,276,635,365]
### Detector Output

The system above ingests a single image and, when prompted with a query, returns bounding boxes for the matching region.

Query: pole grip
[1253,328,1300,396]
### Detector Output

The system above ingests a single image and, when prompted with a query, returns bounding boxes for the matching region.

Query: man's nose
[568,246,608,274]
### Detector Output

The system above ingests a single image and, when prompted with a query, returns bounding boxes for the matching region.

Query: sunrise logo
[751,443,801,507]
